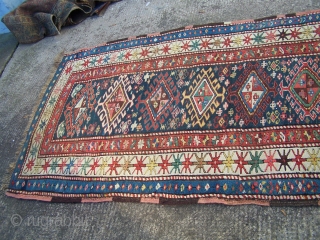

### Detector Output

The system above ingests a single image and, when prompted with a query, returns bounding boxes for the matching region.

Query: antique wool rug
[6,10,320,206]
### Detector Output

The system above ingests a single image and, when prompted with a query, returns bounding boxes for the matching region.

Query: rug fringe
[198,197,270,206]
[81,198,113,203]
[6,192,53,202]
[5,190,320,206]
[2,52,66,192]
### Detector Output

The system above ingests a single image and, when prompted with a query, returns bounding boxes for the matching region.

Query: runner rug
[6,10,320,206]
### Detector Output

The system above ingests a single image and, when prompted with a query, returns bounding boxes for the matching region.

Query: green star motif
[79,158,91,175]
[39,120,46,130]
[29,145,38,157]
[50,159,58,174]
[90,57,97,66]
[170,154,182,174]
[117,52,125,61]
[48,96,57,107]
[248,151,264,173]
[253,33,265,44]
[190,40,200,51]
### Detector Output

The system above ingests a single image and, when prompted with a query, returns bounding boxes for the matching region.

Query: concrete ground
[0,33,18,76]
[0,0,320,239]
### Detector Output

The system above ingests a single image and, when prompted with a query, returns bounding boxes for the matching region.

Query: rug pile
[6,10,320,205]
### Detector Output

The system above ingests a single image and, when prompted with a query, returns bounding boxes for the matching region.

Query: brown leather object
[1,0,118,43]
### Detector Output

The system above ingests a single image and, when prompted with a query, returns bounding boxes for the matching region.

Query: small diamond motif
[192,79,216,115]
[239,71,267,113]
[291,68,320,107]
[73,95,87,123]
[105,85,129,122]
[148,83,172,118]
